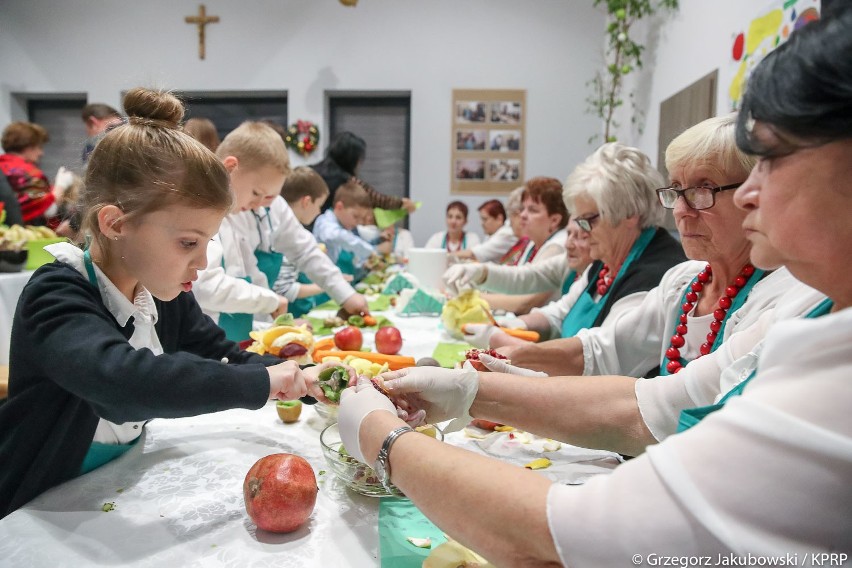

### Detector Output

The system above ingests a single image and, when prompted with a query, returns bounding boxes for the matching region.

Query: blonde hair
[335,178,371,209]
[564,142,666,229]
[281,166,329,203]
[665,113,757,183]
[82,87,231,259]
[216,121,291,175]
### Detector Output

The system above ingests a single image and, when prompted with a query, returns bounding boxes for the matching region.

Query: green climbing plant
[587,0,679,143]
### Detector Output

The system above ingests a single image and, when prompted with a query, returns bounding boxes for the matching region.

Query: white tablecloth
[0,270,33,365]
[0,310,621,567]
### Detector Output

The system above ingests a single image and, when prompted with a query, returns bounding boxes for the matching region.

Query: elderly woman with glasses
[446,142,686,343]
[494,115,802,378]
[336,10,852,562]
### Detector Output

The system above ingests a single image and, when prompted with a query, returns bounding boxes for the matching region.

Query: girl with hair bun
[0,87,343,518]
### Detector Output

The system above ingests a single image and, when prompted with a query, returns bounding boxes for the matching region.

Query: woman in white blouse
[424,201,481,252]
[338,11,852,563]
[479,177,569,314]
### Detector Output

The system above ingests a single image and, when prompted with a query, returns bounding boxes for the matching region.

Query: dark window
[328,94,411,209]
[26,96,88,176]
[178,91,288,141]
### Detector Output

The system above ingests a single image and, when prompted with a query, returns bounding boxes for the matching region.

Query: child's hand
[301,362,358,403]
[342,293,370,316]
[272,296,289,319]
[267,360,307,400]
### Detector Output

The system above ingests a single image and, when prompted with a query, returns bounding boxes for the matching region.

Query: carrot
[461,323,540,343]
[501,328,540,342]
[311,350,416,370]
[313,338,335,352]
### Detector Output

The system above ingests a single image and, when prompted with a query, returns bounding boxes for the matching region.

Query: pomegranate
[243,453,318,533]
[464,349,508,372]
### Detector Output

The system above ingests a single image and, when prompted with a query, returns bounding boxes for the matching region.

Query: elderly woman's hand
[381,367,480,432]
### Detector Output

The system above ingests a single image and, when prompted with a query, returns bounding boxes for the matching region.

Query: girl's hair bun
[122,87,184,129]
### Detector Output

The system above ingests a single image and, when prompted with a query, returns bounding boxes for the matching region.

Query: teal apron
[337,249,357,278]
[290,272,331,318]
[659,268,766,376]
[80,249,140,474]
[560,227,656,338]
[676,298,834,432]
[253,209,285,287]
[560,269,578,296]
[441,232,468,251]
[217,256,254,342]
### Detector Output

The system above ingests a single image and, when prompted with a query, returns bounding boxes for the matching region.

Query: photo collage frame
[451,89,526,195]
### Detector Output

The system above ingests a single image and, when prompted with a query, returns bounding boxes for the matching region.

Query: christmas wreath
[284,120,320,157]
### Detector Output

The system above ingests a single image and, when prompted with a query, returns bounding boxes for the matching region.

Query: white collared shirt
[46,242,155,444]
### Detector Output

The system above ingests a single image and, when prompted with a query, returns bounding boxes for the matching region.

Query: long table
[0,310,621,567]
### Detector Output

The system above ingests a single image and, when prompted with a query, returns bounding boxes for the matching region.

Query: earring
[114,236,118,241]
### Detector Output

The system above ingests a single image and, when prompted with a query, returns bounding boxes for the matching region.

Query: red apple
[374,326,403,355]
[243,453,318,533]
[334,326,363,351]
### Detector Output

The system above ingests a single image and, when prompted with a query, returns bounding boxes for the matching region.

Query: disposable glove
[442,263,486,296]
[338,378,397,464]
[382,366,479,432]
[462,323,508,349]
[494,315,527,330]
[478,353,548,377]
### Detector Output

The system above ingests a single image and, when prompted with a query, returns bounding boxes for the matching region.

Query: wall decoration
[451,89,525,195]
[726,0,820,111]
[284,120,320,157]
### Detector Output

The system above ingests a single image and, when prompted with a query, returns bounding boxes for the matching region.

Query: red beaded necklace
[664,263,756,374]
[596,264,618,296]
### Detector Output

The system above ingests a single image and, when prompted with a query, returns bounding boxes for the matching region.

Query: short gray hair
[665,113,756,183]
[504,186,525,216]
[563,142,666,229]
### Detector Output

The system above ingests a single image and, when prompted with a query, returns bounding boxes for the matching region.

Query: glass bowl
[319,422,442,497]
[314,402,338,425]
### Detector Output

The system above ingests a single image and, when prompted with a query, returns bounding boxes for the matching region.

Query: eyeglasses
[655,183,742,210]
[574,213,600,232]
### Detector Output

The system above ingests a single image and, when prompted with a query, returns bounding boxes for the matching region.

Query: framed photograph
[490,101,522,124]
[489,159,521,182]
[456,129,487,151]
[489,130,521,152]
[451,89,525,194]
[455,159,486,180]
[455,101,488,124]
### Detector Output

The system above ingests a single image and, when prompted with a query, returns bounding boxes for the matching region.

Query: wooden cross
[185,4,219,60]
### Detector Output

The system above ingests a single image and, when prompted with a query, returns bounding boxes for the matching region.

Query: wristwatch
[373,426,414,491]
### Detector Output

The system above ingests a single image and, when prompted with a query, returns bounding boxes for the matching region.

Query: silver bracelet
[373,426,414,491]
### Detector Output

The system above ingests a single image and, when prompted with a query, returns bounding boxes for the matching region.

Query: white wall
[0,0,786,241]
[618,0,786,162]
[0,0,606,243]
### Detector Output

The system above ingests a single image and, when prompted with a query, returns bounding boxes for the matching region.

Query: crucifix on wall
[185,4,219,60]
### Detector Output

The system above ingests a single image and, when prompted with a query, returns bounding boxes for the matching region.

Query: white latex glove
[462,323,509,349]
[442,263,486,296]
[494,315,527,330]
[53,166,75,200]
[382,367,479,433]
[478,353,548,377]
[338,378,397,464]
